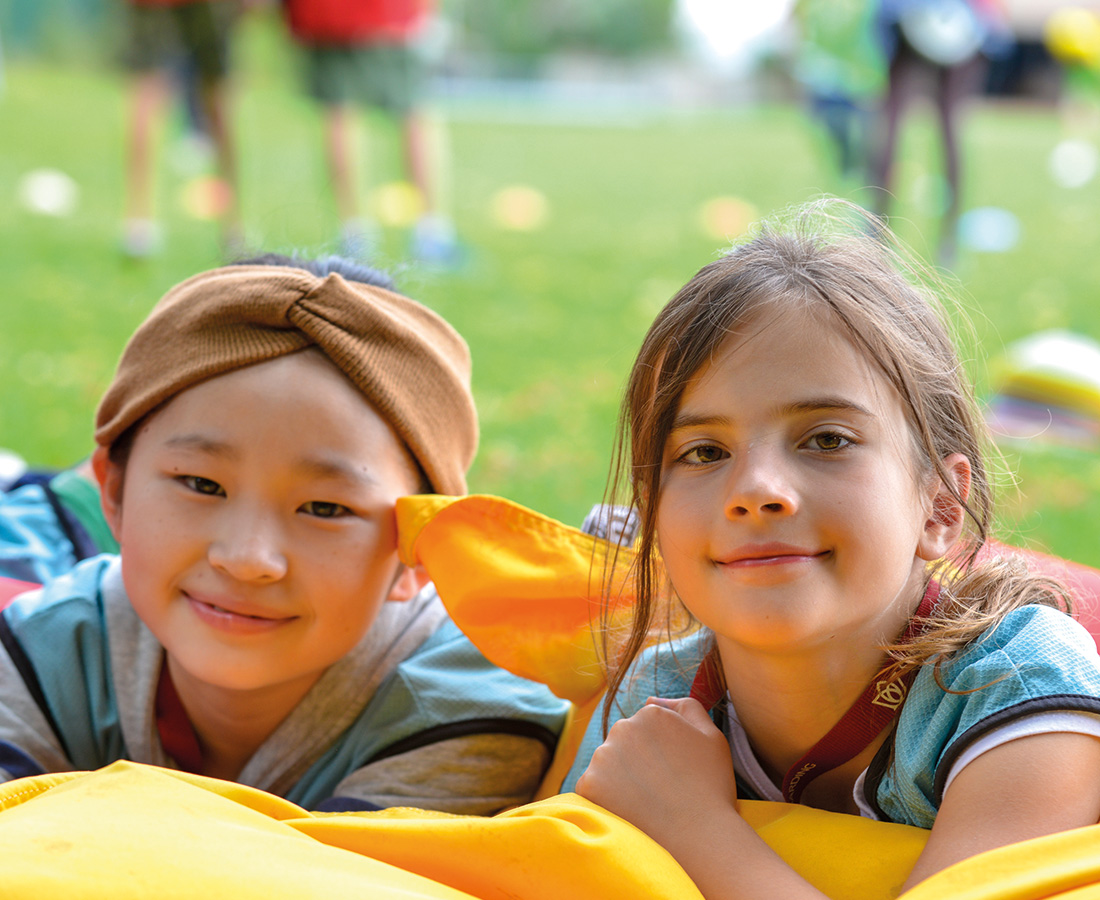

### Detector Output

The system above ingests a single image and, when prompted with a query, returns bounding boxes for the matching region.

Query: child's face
[95,350,426,701]
[655,312,960,658]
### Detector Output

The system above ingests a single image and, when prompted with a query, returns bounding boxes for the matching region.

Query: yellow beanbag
[0,761,927,900]
[4,761,1100,899]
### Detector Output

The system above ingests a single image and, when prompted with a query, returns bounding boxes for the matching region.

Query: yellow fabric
[10,760,1100,900]
[2,760,1100,899]
[0,762,702,900]
[900,824,1100,900]
[396,494,637,706]
[0,761,930,900]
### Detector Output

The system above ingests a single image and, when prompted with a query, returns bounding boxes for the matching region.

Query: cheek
[655,499,698,579]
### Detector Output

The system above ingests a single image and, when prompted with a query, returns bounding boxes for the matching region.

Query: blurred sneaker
[120,219,162,259]
[410,214,465,268]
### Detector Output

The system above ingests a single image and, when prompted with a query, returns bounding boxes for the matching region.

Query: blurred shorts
[304,43,425,113]
[123,1,237,82]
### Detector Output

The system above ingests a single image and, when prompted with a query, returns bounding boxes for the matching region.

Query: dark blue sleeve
[312,795,385,812]
[0,741,48,781]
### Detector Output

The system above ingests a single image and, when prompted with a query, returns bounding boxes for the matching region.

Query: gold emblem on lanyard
[871,679,908,711]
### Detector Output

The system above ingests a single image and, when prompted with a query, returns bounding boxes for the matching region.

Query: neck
[720,638,891,783]
[716,573,931,784]
[166,657,319,781]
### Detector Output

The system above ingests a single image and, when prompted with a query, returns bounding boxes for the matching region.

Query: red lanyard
[155,663,204,774]
[690,580,940,804]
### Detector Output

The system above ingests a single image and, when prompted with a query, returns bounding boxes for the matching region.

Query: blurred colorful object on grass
[1045,7,1100,68]
[957,206,1020,253]
[179,176,233,221]
[16,168,79,217]
[698,195,757,242]
[370,180,425,228]
[490,185,549,231]
[1049,139,1099,188]
[987,330,1100,449]
[1045,8,1100,99]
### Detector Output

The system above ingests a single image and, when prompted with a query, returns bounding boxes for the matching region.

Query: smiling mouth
[206,602,282,621]
[717,549,830,567]
[186,594,297,626]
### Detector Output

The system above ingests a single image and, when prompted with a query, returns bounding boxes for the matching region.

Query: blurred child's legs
[305,41,457,263]
[121,1,240,257]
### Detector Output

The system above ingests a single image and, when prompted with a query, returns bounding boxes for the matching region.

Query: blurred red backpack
[283,0,432,45]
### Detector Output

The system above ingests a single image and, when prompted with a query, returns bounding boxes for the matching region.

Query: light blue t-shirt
[563,606,1100,828]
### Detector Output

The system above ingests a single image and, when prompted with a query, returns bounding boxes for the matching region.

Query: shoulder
[0,556,129,773]
[369,617,570,741]
[290,614,569,809]
[875,605,1100,826]
[939,604,1100,697]
[3,555,117,636]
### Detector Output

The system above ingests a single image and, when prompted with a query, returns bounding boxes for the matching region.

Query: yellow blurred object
[489,185,549,231]
[699,195,757,242]
[1045,8,1100,68]
[178,175,232,221]
[370,181,425,227]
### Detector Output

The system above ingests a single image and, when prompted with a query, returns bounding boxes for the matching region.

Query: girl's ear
[386,563,430,604]
[91,446,125,541]
[917,453,972,562]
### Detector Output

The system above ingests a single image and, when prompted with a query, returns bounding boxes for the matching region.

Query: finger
[646,695,714,723]
[675,697,723,731]
[644,696,683,710]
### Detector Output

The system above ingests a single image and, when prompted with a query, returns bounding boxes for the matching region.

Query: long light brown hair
[600,201,1068,729]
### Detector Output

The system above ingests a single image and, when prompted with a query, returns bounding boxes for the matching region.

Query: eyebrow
[783,397,875,418]
[164,434,239,459]
[296,456,380,488]
[164,435,380,488]
[670,397,875,432]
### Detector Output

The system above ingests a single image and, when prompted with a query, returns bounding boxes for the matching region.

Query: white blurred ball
[958,207,1020,253]
[1049,139,1099,189]
[17,168,79,217]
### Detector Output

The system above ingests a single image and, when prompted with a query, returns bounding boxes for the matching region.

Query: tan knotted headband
[94,264,477,495]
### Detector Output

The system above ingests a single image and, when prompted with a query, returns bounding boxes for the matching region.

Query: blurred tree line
[0,0,676,66]
[455,0,675,64]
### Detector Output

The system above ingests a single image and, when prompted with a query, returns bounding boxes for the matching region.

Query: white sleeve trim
[943,711,1100,794]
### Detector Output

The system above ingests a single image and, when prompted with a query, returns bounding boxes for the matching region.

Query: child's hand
[574,696,737,847]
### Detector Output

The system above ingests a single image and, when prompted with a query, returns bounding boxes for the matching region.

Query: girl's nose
[208,511,288,582]
[723,445,798,519]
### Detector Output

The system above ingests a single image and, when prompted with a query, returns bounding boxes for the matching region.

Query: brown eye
[807,432,850,451]
[681,444,727,465]
[301,501,352,519]
[180,475,224,496]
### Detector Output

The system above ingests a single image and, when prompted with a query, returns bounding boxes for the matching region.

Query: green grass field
[3,15,1100,566]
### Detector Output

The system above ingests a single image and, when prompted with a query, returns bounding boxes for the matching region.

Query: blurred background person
[792,0,885,184]
[120,0,243,258]
[282,0,461,266]
[870,0,1011,263]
